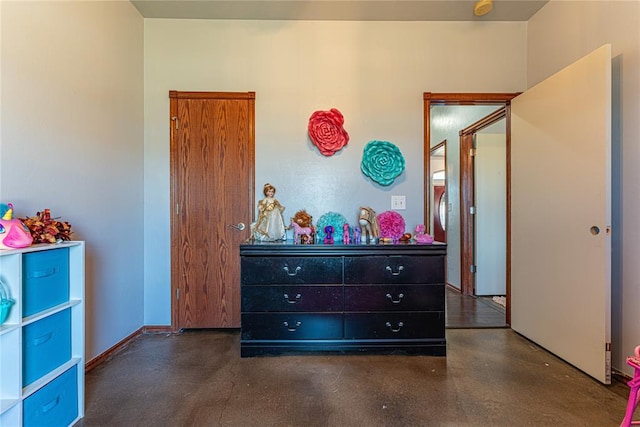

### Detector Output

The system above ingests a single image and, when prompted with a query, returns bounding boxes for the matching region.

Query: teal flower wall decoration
[361,140,405,186]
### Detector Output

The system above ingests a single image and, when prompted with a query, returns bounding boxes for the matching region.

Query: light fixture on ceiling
[474,0,494,16]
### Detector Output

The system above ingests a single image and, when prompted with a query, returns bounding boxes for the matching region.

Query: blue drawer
[23,365,78,427]
[23,309,71,386]
[23,248,70,316]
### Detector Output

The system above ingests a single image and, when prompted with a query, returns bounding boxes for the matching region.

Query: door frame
[169,90,256,331]
[424,92,518,324]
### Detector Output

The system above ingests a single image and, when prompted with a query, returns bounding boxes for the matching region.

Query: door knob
[229,223,246,231]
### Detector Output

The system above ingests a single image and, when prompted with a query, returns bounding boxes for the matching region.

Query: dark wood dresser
[240,242,447,357]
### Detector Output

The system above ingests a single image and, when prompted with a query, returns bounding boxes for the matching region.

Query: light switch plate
[391,195,406,210]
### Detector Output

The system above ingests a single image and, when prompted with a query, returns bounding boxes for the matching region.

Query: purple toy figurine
[343,223,350,245]
[324,225,334,244]
[354,226,361,244]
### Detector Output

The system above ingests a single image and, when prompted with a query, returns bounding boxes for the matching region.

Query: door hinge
[470,206,476,215]
[176,288,180,300]
[470,148,476,157]
[470,264,477,273]
[605,342,611,351]
[171,116,179,130]
[175,204,179,215]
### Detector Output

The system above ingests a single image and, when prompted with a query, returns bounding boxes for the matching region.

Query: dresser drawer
[344,285,444,312]
[344,255,444,284]
[22,248,70,317]
[23,365,78,427]
[345,312,445,340]
[241,256,342,285]
[242,285,342,312]
[23,309,71,386]
[242,313,343,340]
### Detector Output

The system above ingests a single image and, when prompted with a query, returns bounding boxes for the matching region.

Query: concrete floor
[78,329,630,426]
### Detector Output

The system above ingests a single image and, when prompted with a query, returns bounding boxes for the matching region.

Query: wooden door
[511,45,611,383]
[169,91,255,330]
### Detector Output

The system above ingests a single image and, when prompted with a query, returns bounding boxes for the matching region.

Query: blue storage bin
[23,309,71,386]
[23,365,78,427]
[22,248,70,317]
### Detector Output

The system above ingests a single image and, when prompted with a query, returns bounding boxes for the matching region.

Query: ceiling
[130,0,549,22]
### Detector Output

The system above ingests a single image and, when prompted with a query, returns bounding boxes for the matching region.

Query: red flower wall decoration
[308,108,349,156]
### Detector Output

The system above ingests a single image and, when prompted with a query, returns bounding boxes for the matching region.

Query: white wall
[0,1,144,361]
[143,19,527,325]
[527,0,640,375]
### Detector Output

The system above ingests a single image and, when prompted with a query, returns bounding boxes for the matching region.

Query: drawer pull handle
[283,293,302,304]
[42,395,60,413]
[283,265,301,276]
[385,265,404,276]
[31,267,57,279]
[385,321,404,333]
[283,321,302,331]
[33,332,53,346]
[42,395,61,413]
[385,293,405,304]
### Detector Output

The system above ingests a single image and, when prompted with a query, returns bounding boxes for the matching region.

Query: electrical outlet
[391,195,406,210]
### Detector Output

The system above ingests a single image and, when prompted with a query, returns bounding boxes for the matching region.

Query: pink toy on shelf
[289,219,312,245]
[343,224,350,245]
[414,224,434,244]
[621,345,640,427]
[0,203,33,250]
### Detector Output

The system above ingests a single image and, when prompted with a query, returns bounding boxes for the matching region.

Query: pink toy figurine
[324,225,334,244]
[621,345,640,427]
[0,203,33,250]
[289,219,313,244]
[414,224,434,244]
[343,223,350,245]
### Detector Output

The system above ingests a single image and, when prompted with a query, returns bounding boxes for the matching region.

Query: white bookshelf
[0,242,84,426]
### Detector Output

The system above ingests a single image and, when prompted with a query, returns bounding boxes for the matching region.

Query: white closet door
[511,44,612,384]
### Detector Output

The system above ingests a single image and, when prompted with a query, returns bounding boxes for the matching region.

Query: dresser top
[240,241,446,256]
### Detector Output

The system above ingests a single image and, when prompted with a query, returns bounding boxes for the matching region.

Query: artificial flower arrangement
[377,210,406,242]
[20,209,73,244]
[316,211,349,243]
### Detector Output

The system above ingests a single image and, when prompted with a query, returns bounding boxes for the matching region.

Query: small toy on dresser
[342,223,351,244]
[289,219,313,244]
[358,206,380,243]
[414,224,434,244]
[324,226,335,244]
[291,209,315,244]
[0,203,33,249]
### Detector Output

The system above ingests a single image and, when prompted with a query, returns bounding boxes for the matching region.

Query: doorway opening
[424,93,518,326]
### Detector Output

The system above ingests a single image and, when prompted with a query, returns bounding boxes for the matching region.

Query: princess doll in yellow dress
[250,183,286,241]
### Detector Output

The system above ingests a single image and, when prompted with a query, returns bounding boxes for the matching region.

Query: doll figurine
[250,183,286,241]
[354,226,361,243]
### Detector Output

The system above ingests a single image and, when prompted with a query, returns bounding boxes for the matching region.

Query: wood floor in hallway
[445,286,508,329]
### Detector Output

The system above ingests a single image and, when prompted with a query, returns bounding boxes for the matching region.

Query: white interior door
[475,132,507,296]
[511,45,611,383]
